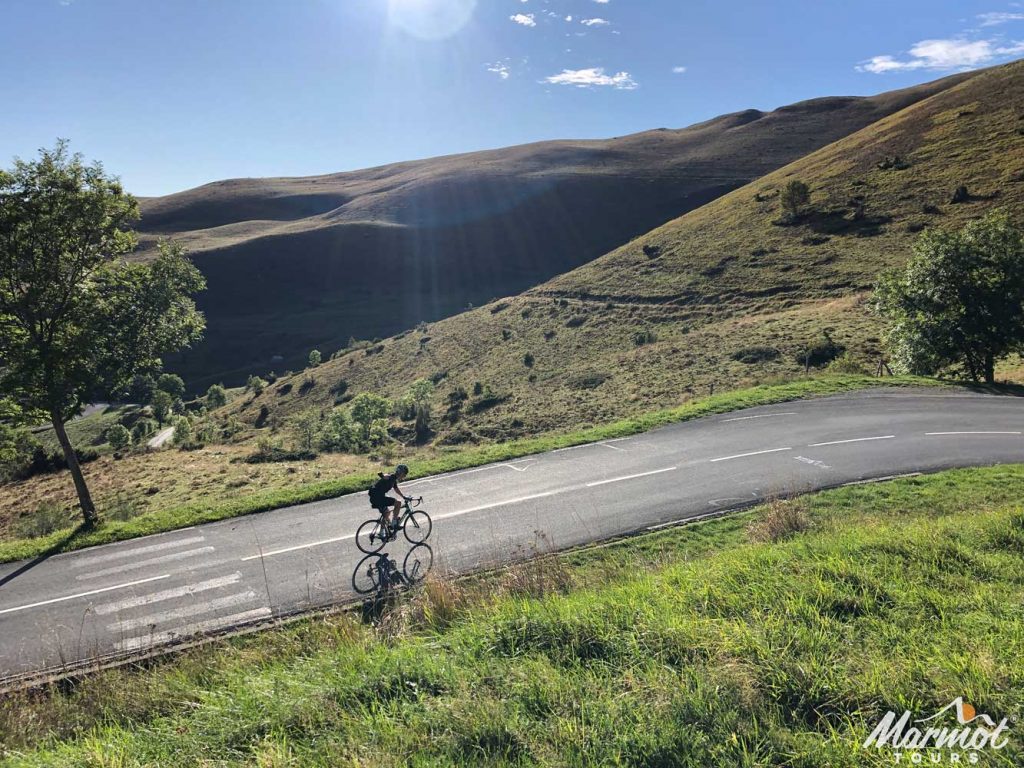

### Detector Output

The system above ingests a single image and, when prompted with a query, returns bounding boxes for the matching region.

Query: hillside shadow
[804,209,891,238]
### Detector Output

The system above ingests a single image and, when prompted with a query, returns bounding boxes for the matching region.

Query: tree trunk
[985,352,995,384]
[50,410,98,526]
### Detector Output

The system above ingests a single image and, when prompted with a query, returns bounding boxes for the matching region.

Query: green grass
[2,465,1022,766]
[0,374,948,564]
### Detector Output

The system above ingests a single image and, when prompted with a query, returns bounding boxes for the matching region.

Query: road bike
[352,543,434,595]
[355,496,432,554]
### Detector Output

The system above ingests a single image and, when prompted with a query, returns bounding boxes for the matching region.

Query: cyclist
[369,464,412,534]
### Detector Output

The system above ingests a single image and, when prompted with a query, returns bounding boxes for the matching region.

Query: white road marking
[925,431,1021,436]
[116,607,273,652]
[0,574,170,616]
[93,573,243,615]
[709,447,791,462]
[241,536,352,561]
[50,527,197,560]
[585,467,677,487]
[794,456,832,470]
[723,412,797,422]
[109,591,258,632]
[808,435,894,447]
[598,442,626,452]
[76,547,215,581]
[70,536,206,569]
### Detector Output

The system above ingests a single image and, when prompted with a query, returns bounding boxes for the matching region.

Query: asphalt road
[1,387,1022,687]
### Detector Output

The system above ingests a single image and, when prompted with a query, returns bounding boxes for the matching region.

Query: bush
[151,390,174,425]
[633,329,657,346]
[731,346,781,364]
[291,409,322,454]
[523,352,535,368]
[308,349,321,367]
[205,384,228,409]
[172,416,193,447]
[319,407,358,452]
[105,424,132,451]
[779,179,811,220]
[351,392,393,446]
[795,331,845,368]
[569,372,610,390]
[130,419,158,444]
[246,375,267,396]
[826,353,867,375]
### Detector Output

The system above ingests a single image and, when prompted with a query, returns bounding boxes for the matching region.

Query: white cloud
[510,13,536,27]
[486,62,511,80]
[581,17,610,26]
[856,37,1024,72]
[593,0,610,3]
[565,15,573,22]
[544,67,637,89]
[978,11,1024,25]
[672,65,687,74]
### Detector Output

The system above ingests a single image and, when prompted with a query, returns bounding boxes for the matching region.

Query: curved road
[1,387,1022,688]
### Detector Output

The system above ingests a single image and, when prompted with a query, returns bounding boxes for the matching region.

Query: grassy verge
[0,374,949,563]
[2,465,1022,766]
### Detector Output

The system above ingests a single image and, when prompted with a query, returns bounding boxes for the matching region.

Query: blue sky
[2,0,1023,197]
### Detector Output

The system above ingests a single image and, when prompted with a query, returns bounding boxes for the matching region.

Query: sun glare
[387,0,476,40]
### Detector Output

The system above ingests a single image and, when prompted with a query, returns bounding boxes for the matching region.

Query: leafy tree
[319,407,357,452]
[130,418,157,443]
[127,373,157,404]
[291,409,322,454]
[172,416,193,447]
[308,349,321,367]
[780,180,811,220]
[396,378,434,420]
[106,424,131,451]
[0,142,205,524]
[157,373,186,399]
[246,374,267,395]
[205,383,227,409]
[350,392,392,445]
[874,211,1024,383]
[151,390,174,425]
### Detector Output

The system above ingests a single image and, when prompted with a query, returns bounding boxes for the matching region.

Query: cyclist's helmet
[395,464,409,478]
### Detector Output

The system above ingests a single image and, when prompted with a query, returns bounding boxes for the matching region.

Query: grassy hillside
[135,74,972,389]
[234,60,1024,442]
[3,466,1022,766]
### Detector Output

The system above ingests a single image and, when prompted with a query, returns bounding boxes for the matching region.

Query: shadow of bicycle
[351,543,434,599]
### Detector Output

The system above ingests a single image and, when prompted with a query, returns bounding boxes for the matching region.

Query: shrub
[150,390,174,425]
[779,179,811,220]
[105,424,132,451]
[950,185,970,204]
[105,492,142,522]
[633,329,657,346]
[523,352,535,368]
[205,384,228,409]
[291,409,322,454]
[795,331,845,368]
[320,407,357,452]
[308,349,321,367]
[255,404,271,428]
[172,416,193,447]
[246,375,267,395]
[130,418,157,444]
[351,392,393,445]
[826,353,868,375]
[642,244,660,259]
[569,372,610,390]
[220,416,244,441]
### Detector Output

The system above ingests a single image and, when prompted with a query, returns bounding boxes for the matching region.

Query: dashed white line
[585,467,677,487]
[76,547,215,581]
[925,431,1021,436]
[709,447,791,463]
[94,573,243,614]
[808,435,894,447]
[116,607,273,652]
[70,536,206,569]
[723,412,798,422]
[241,535,352,561]
[109,591,259,632]
[598,442,626,452]
[0,574,170,616]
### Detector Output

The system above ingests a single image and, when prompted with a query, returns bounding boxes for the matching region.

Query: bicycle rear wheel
[403,510,432,544]
[352,554,383,594]
[403,544,433,585]
[356,519,387,554]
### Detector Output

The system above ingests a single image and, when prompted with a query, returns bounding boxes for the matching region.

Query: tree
[157,373,186,399]
[291,409,322,454]
[106,424,131,451]
[151,390,174,425]
[873,211,1024,383]
[127,373,157,404]
[350,392,392,446]
[319,407,357,452]
[205,383,227,409]
[308,349,321,368]
[0,143,206,524]
[172,416,193,447]
[780,180,811,220]
[246,374,267,395]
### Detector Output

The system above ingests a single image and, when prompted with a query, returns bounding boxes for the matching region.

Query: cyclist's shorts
[372,495,397,511]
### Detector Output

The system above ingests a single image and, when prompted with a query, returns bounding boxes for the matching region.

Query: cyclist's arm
[394,482,410,501]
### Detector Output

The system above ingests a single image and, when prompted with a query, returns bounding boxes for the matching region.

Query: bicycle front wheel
[403,510,432,544]
[403,544,434,585]
[356,519,386,554]
[352,554,383,594]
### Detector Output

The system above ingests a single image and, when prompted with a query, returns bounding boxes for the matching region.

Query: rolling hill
[136,73,974,389]
[227,59,1024,443]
